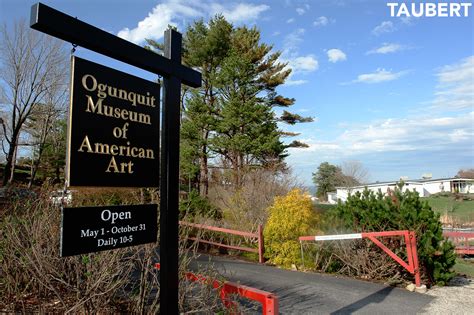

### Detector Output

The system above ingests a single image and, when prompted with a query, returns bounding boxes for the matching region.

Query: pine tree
[181,16,232,195]
[211,27,283,186]
[312,162,343,200]
[148,17,313,194]
[211,25,312,187]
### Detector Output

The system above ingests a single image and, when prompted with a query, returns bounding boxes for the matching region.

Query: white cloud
[282,28,305,56]
[432,56,474,110]
[313,16,329,27]
[287,18,295,24]
[289,55,319,72]
[118,2,195,44]
[287,112,474,161]
[339,113,474,153]
[327,49,347,63]
[366,43,405,55]
[280,29,318,86]
[297,108,312,114]
[401,16,415,25]
[352,68,408,84]
[285,79,308,86]
[296,4,310,15]
[118,0,270,44]
[372,21,396,36]
[292,141,341,153]
[437,56,473,83]
[210,3,270,23]
[449,129,470,143]
[281,55,318,86]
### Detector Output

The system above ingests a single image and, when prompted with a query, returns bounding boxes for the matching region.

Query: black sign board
[31,3,202,312]
[60,204,158,257]
[67,57,160,187]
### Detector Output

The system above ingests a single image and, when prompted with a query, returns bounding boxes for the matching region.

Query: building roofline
[335,177,473,190]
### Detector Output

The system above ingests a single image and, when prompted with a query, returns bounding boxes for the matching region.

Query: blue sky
[1,0,473,186]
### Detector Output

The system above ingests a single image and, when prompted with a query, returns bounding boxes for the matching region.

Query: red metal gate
[443,231,474,255]
[180,221,265,263]
[299,230,421,287]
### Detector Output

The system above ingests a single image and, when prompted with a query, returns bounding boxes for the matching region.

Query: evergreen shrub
[333,185,456,285]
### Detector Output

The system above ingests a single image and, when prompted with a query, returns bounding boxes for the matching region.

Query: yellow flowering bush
[264,189,319,267]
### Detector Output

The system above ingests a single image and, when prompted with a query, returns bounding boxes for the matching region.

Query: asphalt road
[194,255,434,315]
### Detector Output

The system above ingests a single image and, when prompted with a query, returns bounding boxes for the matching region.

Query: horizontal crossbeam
[30,2,201,88]
[186,237,259,253]
[316,233,362,241]
[180,221,258,238]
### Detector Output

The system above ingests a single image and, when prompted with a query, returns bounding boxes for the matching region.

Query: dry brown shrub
[306,239,404,283]
[0,192,138,312]
[70,187,158,206]
[440,213,474,229]
[190,169,302,260]
[0,188,233,313]
[208,168,299,232]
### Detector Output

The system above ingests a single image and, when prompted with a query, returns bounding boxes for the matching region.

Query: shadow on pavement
[330,286,394,314]
[193,255,433,314]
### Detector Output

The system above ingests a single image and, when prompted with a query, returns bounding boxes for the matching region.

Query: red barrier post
[258,224,265,264]
[154,263,279,314]
[404,231,415,274]
[263,294,278,314]
[408,231,421,287]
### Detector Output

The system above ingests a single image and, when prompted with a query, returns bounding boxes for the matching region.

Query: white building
[327,177,473,204]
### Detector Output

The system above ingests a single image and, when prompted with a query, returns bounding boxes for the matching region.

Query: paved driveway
[194,255,433,314]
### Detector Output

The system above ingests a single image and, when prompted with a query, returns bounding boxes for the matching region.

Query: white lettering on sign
[81,74,156,107]
[100,209,132,224]
[315,233,363,241]
[80,229,99,238]
[98,237,118,247]
[387,2,472,17]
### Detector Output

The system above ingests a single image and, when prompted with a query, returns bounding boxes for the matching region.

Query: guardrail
[299,230,421,287]
[443,232,474,255]
[155,263,278,314]
[180,221,265,263]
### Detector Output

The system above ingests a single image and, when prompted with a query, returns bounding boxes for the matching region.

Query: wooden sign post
[30,3,201,313]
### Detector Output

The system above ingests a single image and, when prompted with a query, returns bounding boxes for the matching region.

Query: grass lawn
[424,195,474,225]
[453,258,474,278]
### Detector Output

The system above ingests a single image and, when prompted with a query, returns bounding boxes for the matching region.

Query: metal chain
[71,43,78,55]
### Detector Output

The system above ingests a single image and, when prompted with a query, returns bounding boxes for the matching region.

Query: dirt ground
[419,276,474,314]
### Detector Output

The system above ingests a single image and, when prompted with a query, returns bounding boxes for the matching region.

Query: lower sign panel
[61,204,158,257]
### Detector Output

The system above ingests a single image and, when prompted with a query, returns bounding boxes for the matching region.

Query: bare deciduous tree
[24,82,67,187]
[456,168,474,179]
[340,160,370,185]
[0,20,67,185]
